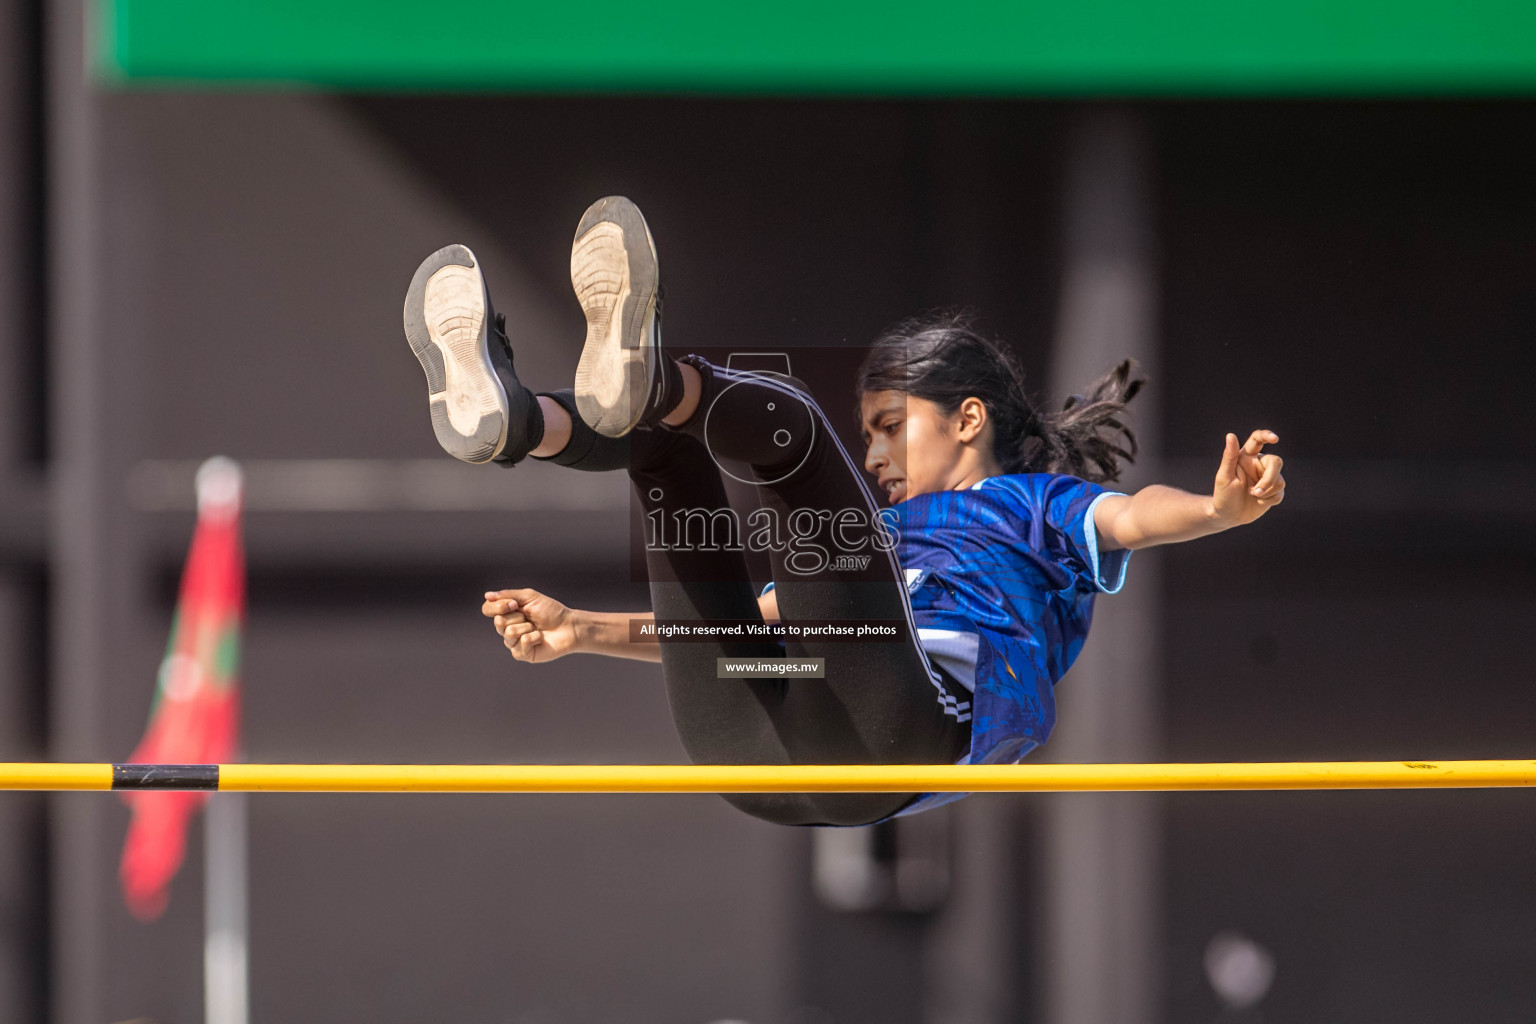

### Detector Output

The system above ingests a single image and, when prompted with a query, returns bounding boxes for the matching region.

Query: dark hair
[856,310,1144,484]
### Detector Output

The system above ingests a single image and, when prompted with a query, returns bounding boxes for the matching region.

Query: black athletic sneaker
[403,244,542,464]
[570,196,683,437]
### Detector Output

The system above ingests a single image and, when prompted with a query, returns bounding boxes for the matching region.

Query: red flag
[120,458,245,921]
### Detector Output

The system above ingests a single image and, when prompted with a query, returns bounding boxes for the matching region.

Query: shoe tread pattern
[403,244,508,463]
[572,197,659,437]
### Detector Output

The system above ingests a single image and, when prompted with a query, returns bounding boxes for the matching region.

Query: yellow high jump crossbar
[3,760,1536,793]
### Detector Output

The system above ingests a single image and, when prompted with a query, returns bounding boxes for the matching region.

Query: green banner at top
[99,0,1536,95]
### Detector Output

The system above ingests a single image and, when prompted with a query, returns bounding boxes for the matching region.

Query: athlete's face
[860,391,986,504]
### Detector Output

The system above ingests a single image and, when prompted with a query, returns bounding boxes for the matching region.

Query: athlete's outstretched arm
[1093,429,1285,552]
[482,589,660,664]
[481,589,781,664]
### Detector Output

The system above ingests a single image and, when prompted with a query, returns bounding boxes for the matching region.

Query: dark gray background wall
[2,6,1536,1018]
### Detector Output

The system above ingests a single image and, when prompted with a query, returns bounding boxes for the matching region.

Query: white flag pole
[196,458,249,1024]
[204,791,249,1024]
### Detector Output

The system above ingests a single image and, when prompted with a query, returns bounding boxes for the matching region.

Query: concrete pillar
[1041,107,1164,1024]
[46,1,123,1020]
[0,1,36,469]
[0,3,47,1021]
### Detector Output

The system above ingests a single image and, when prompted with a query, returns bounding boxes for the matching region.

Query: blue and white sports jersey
[890,473,1130,756]
[887,473,1130,815]
[759,473,1130,817]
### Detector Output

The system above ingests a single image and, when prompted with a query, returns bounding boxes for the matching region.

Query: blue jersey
[890,473,1130,756]
[885,473,1131,815]
[760,473,1130,817]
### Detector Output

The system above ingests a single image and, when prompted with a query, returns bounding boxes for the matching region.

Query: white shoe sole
[403,244,510,463]
[571,197,661,438]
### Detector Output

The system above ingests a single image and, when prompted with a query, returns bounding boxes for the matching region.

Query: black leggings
[535,356,969,825]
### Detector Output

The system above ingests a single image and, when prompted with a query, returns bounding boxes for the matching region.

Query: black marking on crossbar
[111,764,219,790]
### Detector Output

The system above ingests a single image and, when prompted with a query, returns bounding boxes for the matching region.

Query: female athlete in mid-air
[402,196,1285,826]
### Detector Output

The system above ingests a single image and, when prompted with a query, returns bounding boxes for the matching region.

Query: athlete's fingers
[1216,433,1240,484]
[515,630,543,661]
[506,627,538,657]
[1251,455,1284,496]
[483,590,532,614]
[1241,429,1279,458]
[503,620,535,639]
